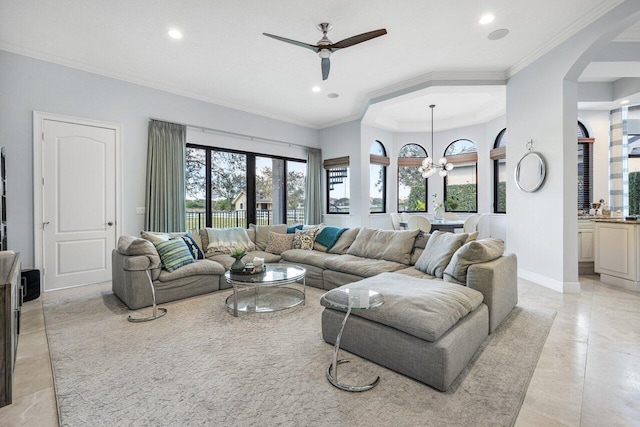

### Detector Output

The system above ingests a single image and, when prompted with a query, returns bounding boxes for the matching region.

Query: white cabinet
[594,221,640,290]
[578,220,594,262]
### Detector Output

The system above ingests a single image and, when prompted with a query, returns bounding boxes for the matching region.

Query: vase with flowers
[432,193,445,220]
[229,247,247,273]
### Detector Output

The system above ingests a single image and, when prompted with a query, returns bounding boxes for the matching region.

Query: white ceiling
[0,0,637,130]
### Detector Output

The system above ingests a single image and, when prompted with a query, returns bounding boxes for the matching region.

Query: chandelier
[418,104,454,178]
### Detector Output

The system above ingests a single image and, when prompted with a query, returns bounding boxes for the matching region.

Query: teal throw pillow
[315,226,347,252]
[154,238,194,272]
[287,224,303,234]
[182,234,204,259]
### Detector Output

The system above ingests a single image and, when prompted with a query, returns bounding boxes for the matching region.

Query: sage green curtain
[304,148,322,224]
[144,120,186,232]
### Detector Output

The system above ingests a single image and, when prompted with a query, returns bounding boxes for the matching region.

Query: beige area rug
[43,284,555,426]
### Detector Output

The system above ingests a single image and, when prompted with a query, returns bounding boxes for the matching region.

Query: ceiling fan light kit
[263,23,387,80]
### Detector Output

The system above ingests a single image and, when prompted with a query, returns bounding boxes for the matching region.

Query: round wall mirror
[515,151,546,192]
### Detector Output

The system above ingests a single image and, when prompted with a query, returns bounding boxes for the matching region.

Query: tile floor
[1,275,640,426]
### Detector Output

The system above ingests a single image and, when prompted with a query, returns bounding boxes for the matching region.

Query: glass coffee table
[224,264,306,317]
[321,288,384,392]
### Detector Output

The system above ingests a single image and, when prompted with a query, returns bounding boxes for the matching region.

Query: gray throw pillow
[444,238,505,283]
[328,227,360,254]
[414,230,469,278]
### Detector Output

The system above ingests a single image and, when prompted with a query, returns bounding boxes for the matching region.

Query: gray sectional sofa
[112,224,518,391]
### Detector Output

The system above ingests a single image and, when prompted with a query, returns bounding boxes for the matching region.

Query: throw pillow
[206,227,255,254]
[265,231,294,254]
[182,234,204,260]
[444,238,505,283]
[292,228,317,250]
[347,227,419,265]
[154,238,194,272]
[328,227,360,254]
[315,226,347,252]
[414,230,470,278]
[188,228,204,253]
[249,224,288,251]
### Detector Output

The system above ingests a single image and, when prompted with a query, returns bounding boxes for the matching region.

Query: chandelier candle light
[419,104,454,178]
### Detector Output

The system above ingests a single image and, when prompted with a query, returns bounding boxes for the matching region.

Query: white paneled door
[40,117,118,291]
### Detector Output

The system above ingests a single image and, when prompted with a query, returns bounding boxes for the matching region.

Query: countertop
[589,218,640,224]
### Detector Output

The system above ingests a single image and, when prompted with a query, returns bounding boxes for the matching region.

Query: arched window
[491,129,506,213]
[370,140,388,213]
[577,120,593,211]
[397,143,428,212]
[444,139,478,212]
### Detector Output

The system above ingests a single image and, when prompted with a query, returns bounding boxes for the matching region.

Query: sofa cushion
[118,236,157,257]
[287,224,303,233]
[444,238,505,283]
[315,226,347,252]
[328,227,360,254]
[154,238,195,272]
[206,227,255,254]
[324,254,407,278]
[347,227,419,265]
[292,228,318,250]
[265,231,294,255]
[157,259,225,282]
[188,229,204,252]
[394,266,437,280]
[246,250,282,264]
[321,272,484,342]
[280,249,339,269]
[415,231,469,278]
[250,224,287,250]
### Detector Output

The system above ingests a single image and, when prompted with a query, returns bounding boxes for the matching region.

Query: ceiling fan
[263,23,387,80]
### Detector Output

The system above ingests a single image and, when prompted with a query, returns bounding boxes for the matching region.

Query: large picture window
[443,139,478,213]
[370,140,388,213]
[185,144,306,229]
[397,143,428,212]
[491,129,507,213]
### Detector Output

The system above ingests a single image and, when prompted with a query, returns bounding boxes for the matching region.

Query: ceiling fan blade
[330,29,387,49]
[263,33,318,52]
[321,57,330,80]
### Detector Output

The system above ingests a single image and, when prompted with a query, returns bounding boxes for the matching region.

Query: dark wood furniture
[0,252,21,407]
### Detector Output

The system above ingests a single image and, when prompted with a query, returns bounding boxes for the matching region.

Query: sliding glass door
[186,144,305,229]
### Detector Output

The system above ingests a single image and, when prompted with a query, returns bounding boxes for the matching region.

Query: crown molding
[507,0,625,78]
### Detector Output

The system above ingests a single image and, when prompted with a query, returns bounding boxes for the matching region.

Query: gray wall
[0,50,319,267]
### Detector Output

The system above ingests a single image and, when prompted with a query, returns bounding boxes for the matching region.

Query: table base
[225,286,304,315]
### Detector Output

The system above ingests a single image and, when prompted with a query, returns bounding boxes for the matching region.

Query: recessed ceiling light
[487,29,509,40]
[312,86,321,93]
[168,29,183,39]
[621,100,630,105]
[327,93,339,99]
[479,14,495,25]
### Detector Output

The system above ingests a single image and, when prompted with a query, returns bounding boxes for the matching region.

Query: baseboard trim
[518,269,581,294]
[600,274,640,292]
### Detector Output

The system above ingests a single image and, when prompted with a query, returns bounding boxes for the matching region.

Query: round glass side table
[321,288,384,392]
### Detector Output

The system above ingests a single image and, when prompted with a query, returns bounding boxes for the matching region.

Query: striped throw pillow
[154,238,194,272]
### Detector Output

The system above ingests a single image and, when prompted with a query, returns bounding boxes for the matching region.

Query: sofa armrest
[466,253,518,333]
[123,255,160,271]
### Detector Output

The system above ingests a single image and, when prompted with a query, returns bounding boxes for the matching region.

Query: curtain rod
[149,117,312,150]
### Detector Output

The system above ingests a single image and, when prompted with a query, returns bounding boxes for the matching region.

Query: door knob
[106,221,114,226]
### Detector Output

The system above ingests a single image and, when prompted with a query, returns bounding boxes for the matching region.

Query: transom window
[397,143,428,212]
[444,139,478,212]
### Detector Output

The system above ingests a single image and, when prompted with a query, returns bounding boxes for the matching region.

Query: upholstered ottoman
[321,272,489,391]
